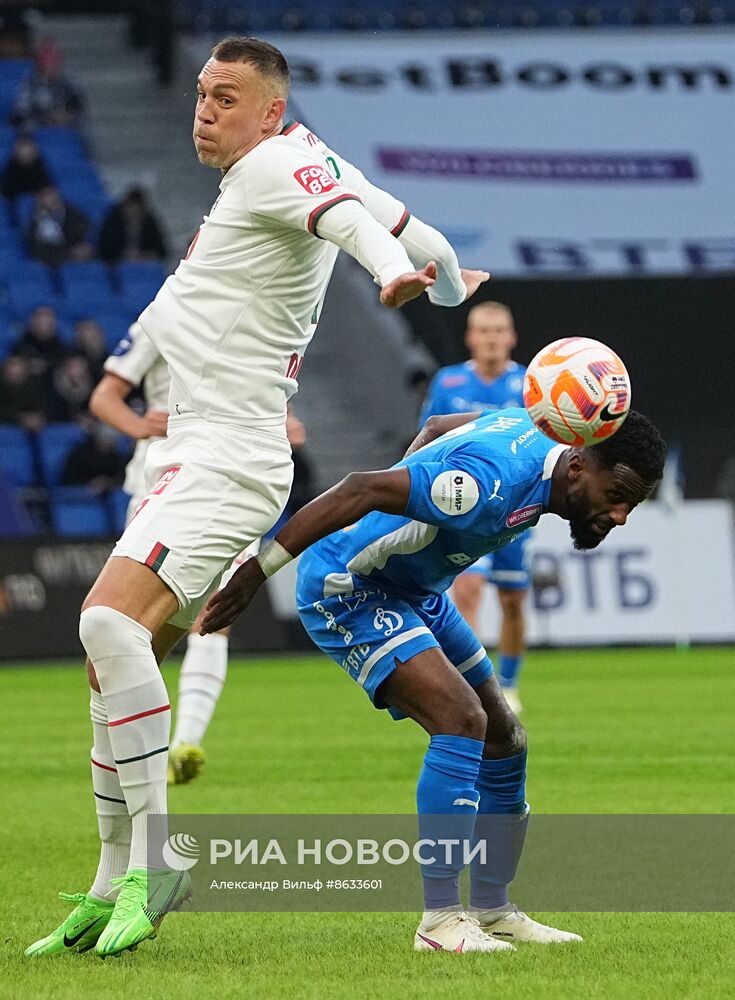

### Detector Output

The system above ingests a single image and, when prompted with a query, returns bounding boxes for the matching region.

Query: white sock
[89,689,130,901]
[172,632,228,748]
[80,607,170,872]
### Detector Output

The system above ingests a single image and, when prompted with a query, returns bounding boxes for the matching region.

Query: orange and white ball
[523,337,631,446]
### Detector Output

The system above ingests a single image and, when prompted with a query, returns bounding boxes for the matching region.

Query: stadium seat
[0,470,35,537]
[109,487,131,534]
[50,485,112,537]
[7,281,59,319]
[116,261,168,287]
[0,59,33,119]
[58,261,117,319]
[0,424,37,488]
[32,126,87,161]
[37,423,88,487]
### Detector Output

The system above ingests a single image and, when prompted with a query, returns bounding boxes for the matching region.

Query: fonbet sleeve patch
[430,470,479,517]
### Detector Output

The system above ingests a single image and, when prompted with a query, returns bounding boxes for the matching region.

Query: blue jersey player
[420,301,529,713]
[202,407,666,954]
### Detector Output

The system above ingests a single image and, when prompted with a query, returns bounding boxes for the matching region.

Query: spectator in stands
[25,185,94,267]
[10,39,84,129]
[0,354,49,431]
[73,318,108,381]
[0,135,52,202]
[60,419,128,493]
[11,305,70,380]
[98,187,168,264]
[49,354,94,422]
[0,7,33,59]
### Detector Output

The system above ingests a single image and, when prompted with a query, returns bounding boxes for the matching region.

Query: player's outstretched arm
[200,468,411,633]
[90,373,168,440]
[403,411,483,458]
[314,200,437,309]
[397,215,490,306]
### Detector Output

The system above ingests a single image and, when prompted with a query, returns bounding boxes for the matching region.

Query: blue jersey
[418,360,526,427]
[297,408,563,605]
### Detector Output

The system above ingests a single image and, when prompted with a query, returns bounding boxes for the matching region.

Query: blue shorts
[463,532,530,590]
[297,554,494,719]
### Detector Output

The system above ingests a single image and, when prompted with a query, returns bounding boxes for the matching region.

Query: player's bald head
[210,36,290,99]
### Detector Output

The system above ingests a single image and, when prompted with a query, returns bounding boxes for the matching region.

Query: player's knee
[498,590,525,619]
[487,717,527,758]
[442,695,487,741]
[79,605,152,668]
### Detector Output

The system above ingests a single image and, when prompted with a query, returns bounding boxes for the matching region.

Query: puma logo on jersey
[489,479,504,501]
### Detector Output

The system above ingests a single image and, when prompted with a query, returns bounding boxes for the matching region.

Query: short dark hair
[210,36,289,95]
[589,410,666,486]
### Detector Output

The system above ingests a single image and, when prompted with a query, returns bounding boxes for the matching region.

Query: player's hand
[286,411,306,449]
[460,268,491,300]
[380,262,437,308]
[141,409,168,439]
[200,556,266,634]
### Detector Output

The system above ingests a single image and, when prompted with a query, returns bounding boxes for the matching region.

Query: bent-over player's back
[298,409,565,603]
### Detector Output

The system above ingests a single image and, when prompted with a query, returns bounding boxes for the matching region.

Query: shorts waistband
[168,407,289,448]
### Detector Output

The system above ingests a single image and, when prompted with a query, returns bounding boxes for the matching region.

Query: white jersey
[137,121,461,430]
[103,321,170,499]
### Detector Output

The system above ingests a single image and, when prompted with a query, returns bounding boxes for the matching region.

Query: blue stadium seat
[7,279,59,319]
[50,486,112,537]
[0,59,33,119]
[0,124,16,153]
[33,126,87,161]
[109,487,131,535]
[9,192,37,232]
[0,471,35,537]
[58,261,116,319]
[37,423,88,487]
[0,424,37,488]
[116,261,168,288]
[0,244,28,282]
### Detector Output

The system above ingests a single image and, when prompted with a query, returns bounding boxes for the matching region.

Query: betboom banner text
[254,30,735,277]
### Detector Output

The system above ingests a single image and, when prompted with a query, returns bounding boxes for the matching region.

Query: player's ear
[567,451,585,481]
[265,96,286,129]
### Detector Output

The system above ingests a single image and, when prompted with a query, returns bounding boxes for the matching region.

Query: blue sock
[470,750,528,910]
[499,654,522,687]
[416,734,484,910]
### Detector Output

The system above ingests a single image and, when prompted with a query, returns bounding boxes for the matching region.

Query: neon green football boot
[168,744,205,785]
[25,891,114,957]
[95,868,191,958]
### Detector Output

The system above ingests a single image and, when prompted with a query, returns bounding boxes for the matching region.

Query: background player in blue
[420,301,530,713]
[201,407,666,954]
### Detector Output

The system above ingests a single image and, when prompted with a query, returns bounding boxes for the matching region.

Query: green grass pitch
[1,646,733,999]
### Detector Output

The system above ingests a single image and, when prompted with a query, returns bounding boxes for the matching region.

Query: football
[523,337,631,446]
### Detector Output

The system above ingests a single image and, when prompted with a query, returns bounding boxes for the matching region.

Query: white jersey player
[28,36,491,961]
[90,321,256,786]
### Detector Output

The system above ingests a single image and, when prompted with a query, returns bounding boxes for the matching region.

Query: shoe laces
[454,912,490,945]
[109,872,147,921]
[58,892,86,905]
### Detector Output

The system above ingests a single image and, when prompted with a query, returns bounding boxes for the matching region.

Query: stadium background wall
[0,539,311,661]
[404,274,735,498]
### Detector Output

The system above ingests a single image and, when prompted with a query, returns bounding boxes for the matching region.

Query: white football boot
[414,908,516,953]
[470,904,583,943]
[500,685,523,715]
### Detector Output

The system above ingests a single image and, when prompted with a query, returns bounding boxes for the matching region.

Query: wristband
[256,539,293,578]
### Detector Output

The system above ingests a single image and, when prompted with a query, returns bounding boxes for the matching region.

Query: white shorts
[113,414,292,629]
